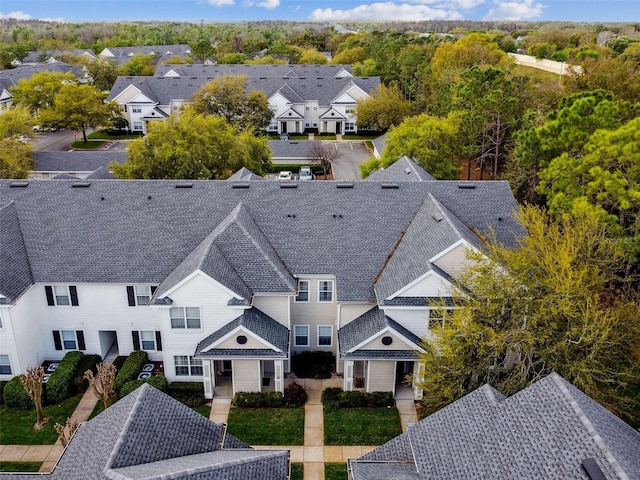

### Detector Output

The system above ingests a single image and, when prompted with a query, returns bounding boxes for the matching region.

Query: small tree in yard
[54,418,79,447]
[85,362,117,409]
[307,141,338,178]
[19,367,47,429]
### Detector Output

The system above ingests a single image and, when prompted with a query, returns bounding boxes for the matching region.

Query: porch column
[274,359,284,394]
[344,360,354,391]
[203,360,214,400]
[413,361,425,400]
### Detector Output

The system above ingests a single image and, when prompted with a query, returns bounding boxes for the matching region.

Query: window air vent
[175,183,193,189]
[72,182,91,188]
[231,182,250,189]
[10,181,28,188]
[458,183,476,189]
[381,183,399,189]
[336,183,354,189]
[280,182,298,189]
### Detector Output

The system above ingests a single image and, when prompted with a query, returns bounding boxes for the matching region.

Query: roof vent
[381,183,399,189]
[332,214,343,218]
[582,458,606,480]
[336,183,354,189]
[286,214,297,218]
[175,183,193,189]
[404,167,412,175]
[72,182,91,188]
[458,183,476,189]
[280,182,298,189]
[432,214,444,223]
[9,181,29,188]
[231,182,250,189]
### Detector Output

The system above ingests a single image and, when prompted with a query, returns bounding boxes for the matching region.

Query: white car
[299,166,313,181]
[277,171,293,181]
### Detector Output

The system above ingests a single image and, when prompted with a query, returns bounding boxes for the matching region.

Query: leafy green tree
[40,84,121,143]
[361,112,461,179]
[85,57,121,92]
[331,46,366,65]
[355,84,413,131]
[9,71,76,115]
[565,54,640,103]
[417,206,640,426]
[299,49,328,64]
[191,75,273,130]
[121,54,157,76]
[191,38,216,63]
[111,109,271,180]
[217,53,246,64]
[0,107,33,139]
[0,139,34,179]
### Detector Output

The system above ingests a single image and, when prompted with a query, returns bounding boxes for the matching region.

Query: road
[32,129,128,152]
[329,141,371,181]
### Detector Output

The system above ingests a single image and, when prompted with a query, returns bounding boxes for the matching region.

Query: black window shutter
[132,331,140,350]
[53,330,62,350]
[155,331,162,351]
[151,285,158,295]
[77,330,86,350]
[45,286,55,306]
[127,286,136,306]
[69,286,79,306]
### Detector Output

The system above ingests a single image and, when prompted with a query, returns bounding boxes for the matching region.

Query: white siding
[367,360,395,393]
[252,296,289,327]
[432,243,471,279]
[383,308,428,338]
[233,359,260,393]
[396,272,451,298]
[359,332,416,351]
[339,304,374,327]
[214,331,274,350]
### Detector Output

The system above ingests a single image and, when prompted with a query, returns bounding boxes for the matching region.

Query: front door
[336,122,341,134]
[281,122,287,134]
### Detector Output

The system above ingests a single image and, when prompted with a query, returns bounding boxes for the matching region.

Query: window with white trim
[133,122,143,130]
[132,106,142,113]
[346,107,356,114]
[135,286,151,305]
[429,309,454,329]
[170,307,201,329]
[294,325,309,347]
[318,281,334,303]
[345,122,355,131]
[61,330,78,349]
[318,325,332,346]
[174,355,203,376]
[140,331,156,350]
[54,285,70,305]
[0,355,11,375]
[295,280,309,303]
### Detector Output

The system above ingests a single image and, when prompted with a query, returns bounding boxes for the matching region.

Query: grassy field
[226,407,304,445]
[70,140,106,149]
[290,463,303,480]
[325,463,348,480]
[324,407,402,445]
[0,461,43,472]
[0,395,82,445]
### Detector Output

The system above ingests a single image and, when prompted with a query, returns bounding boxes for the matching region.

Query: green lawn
[290,463,303,480]
[226,407,304,445]
[0,461,43,472]
[88,399,105,420]
[88,130,142,140]
[192,404,211,417]
[70,140,106,149]
[0,395,82,445]
[325,463,348,480]
[324,407,402,445]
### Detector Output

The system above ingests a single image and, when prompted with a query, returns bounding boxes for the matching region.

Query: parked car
[299,166,313,181]
[277,171,292,181]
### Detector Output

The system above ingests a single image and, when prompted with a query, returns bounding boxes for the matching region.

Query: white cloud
[310,2,461,21]
[206,0,235,6]
[0,11,32,20]
[484,0,544,20]
[245,0,280,8]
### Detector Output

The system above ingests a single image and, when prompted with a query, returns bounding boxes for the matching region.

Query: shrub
[233,391,265,408]
[112,356,127,372]
[2,376,32,410]
[263,391,285,408]
[0,380,6,406]
[70,354,101,394]
[46,351,84,404]
[167,381,204,407]
[119,375,168,398]
[291,351,335,379]
[321,388,394,409]
[284,382,308,408]
[114,351,148,397]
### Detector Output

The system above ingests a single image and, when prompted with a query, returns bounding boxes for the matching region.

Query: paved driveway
[329,141,372,181]
[33,129,80,151]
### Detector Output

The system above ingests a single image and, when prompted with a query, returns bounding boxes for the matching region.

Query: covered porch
[200,358,286,399]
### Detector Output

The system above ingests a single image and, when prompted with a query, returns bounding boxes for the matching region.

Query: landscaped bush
[70,354,101,394]
[114,351,148,397]
[167,381,205,407]
[119,375,168,398]
[291,351,335,379]
[233,391,288,408]
[46,351,84,404]
[2,377,32,410]
[284,382,308,408]
[0,381,7,406]
[321,387,394,409]
[112,356,127,372]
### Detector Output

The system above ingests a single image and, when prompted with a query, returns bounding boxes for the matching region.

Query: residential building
[349,372,640,480]
[0,164,523,399]
[154,63,353,79]
[32,151,126,179]
[98,44,193,65]
[17,49,96,65]
[0,383,288,480]
[106,66,378,135]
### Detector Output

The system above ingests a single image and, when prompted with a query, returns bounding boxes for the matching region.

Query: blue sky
[0,0,637,23]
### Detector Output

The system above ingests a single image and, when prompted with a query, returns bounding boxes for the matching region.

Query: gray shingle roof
[196,307,289,358]
[20,49,96,64]
[365,156,435,182]
[154,63,354,78]
[34,151,127,173]
[100,45,192,65]
[339,307,421,359]
[269,140,319,160]
[0,179,522,304]
[0,202,33,303]
[0,384,288,480]
[86,166,117,180]
[0,63,84,83]
[352,373,640,480]
[227,167,265,181]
